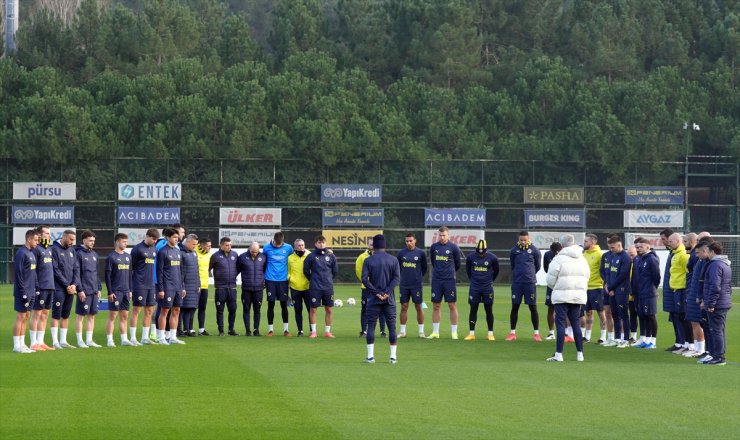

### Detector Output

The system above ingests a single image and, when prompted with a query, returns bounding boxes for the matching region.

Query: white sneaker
[364,357,375,363]
[577,354,584,362]
[169,338,186,345]
[120,340,135,347]
[451,332,458,340]
[389,358,397,364]
[631,340,645,347]
[78,341,89,348]
[107,341,116,348]
[87,341,102,348]
[13,346,33,354]
[546,355,563,362]
[682,349,698,357]
[150,331,157,340]
[52,342,63,350]
[60,342,76,349]
[602,339,618,347]
[398,332,406,338]
[157,338,169,345]
[617,341,630,348]
[545,333,556,340]
[698,354,712,363]
[141,338,155,345]
[418,332,427,339]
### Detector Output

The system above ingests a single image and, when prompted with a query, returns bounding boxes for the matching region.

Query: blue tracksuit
[685,259,706,322]
[52,241,77,291]
[14,246,38,299]
[76,247,101,294]
[262,242,293,282]
[210,250,239,289]
[662,251,675,312]
[33,244,54,290]
[397,248,427,289]
[430,242,462,281]
[466,252,499,294]
[237,252,267,291]
[606,250,632,296]
[152,237,167,284]
[361,250,400,345]
[156,245,183,293]
[635,251,660,299]
[180,248,201,309]
[304,249,338,292]
[130,241,156,291]
[105,251,132,294]
[701,255,732,359]
[509,244,541,284]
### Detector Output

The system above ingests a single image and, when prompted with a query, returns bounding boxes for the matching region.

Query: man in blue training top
[12,229,39,353]
[304,235,338,338]
[262,232,294,337]
[156,228,186,345]
[210,236,239,336]
[603,235,632,348]
[506,231,542,342]
[362,234,400,364]
[397,233,428,338]
[428,226,463,339]
[104,233,134,347]
[50,229,78,349]
[697,241,732,365]
[633,237,661,349]
[129,228,159,345]
[180,234,202,337]
[237,242,267,336]
[29,225,54,351]
[464,239,499,341]
[75,230,102,348]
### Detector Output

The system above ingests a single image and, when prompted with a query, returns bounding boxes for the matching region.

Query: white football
[334,299,344,307]
[346,297,356,306]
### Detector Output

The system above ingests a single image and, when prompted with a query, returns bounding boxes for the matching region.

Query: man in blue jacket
[632,238,661,349]
[128,228,159,345]
[30,225,54,351]
[104,233,134,347]
[697,241,732,365]
[604,235,632,348]
[75,230,102,348]
[210,236,239,336]
[50,229,78,349]
[397,233,427,338]
[12,229,39,353]
[180,234,201,337]
[304,235,338,338]
[156,228,186,345]
[362,234,400,363]
[429,226,463,339]
[262,232,293,337]
[507,231,542,342]
[237,242,267,336]
[464,239,499,341]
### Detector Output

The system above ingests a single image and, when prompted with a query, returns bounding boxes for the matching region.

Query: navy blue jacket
[634,251,660,298]
[14,246,38,297]
[76,247,101,294]
[543,250,555,274]
[304,248,338,292]
[630,254,642,294]
[52,240,78,291]
[362,251,400,305]
[156,244,183,293]
[685,250,699,296]
[701,256,732,309]
[509,244,541,284]
[430,242,462,281]
[33,244,54,290]
[237,251,267,291]
[130,240,156,291]
[397,248,427,289]
[687,259,705,303]
[606,250,631,295]
[600,251,612,283]
[105,251,132,294]
[209,250,239,289]
[180,249,201,308]
[466,252,499,294]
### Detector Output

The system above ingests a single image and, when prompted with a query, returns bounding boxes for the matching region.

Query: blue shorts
[52,289,74,320]
[673,289,686,313]
[108,292,131,311]
[469,290,493,305]
[431,279,457,303]
[32,289,54,311]
[158,290,183,309]
[75,293,99,316]
[133,289,157,307]
[511,282,536,305]
[310,289,334,307]
[545,287,553,306]
[585,289,604,311]
[266,280,289,302]
[14,292,35,312]
[400,287,423,304]
[638,296,658,316]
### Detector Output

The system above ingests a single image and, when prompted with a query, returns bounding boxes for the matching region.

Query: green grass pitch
[1,284,738,439]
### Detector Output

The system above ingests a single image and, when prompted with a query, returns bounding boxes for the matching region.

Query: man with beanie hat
[464,239,499,341]
[361,234,401,363]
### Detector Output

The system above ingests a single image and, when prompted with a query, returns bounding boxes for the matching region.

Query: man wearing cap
[464,239,499,341]
[361,234,401,364]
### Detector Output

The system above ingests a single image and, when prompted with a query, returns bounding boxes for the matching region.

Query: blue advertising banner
[322,208,384,227]
[524,209,585,228]
[117,207,181,225]
[424,208,486,227]
[12,206,74,224]
[321,184,382,203]
[625,187,684,205]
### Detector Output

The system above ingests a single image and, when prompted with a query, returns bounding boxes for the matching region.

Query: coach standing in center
[210,237,239,336]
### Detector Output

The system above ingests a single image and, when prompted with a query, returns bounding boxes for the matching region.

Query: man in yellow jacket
[667,233,693,354]
[288,239,311,336]
[356,238,386,337]
[196,238,212,336]
[583,233,609,343]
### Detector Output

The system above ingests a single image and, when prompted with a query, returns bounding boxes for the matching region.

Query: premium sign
[12,206,74,224]
[321,184,382,203]
[424,229,485,247]
[322,229,382,249]
[322,209,384,227]
[219,208,282,226]
[524,187,583,205]
[118,183,181,201]
[625,187,684,205]
[13,182,76,200]
[13,227,75,245]
[424,209,486,227]
[524,209,585,228]
[218,229,280,246]
[624,210,684,228]
[117,207,181,225]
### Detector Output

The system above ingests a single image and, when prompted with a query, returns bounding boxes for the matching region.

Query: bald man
[665,233,692,353]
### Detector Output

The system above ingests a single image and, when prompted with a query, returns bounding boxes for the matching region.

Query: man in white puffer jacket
[545,234,590,362]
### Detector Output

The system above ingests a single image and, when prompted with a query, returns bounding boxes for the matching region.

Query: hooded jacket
[546,245,590,305]
[701,255,732,310]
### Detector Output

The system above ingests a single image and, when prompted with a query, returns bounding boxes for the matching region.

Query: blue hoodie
[76,247,101,294]
[606,250,631,295]
[237,251,267,291]
[509,243,541,284]
[362,251,400,305]
[180,248,201,308]
[634,250,660,298]
[52,240,78,291]
[14,246,38,297]
[33,242,54,290]
[304,248,338,292]
[156,244,183,293]
[701,256,732,310]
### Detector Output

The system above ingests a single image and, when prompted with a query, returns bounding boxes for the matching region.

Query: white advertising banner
[424,229,485,248]
[219,208,282,226]
[13,227,75,245]
[118,183,181,201]
[624,210,684,228]
[13,182,76,200]
[218,228,279,246]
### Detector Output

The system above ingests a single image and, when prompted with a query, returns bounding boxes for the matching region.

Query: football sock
[39,329,46,345]
[29,331,36,346]
[600,330,607,340]
[142,326,150,340]
[533,330,540,335]
[268,325,274,332]
[367,344,374,359]
[76,332,84,345]
[310,324,316,332]
[86,331,93,344]
[51,327,59,345]
[451,324,458,334]
[60,328,68,344]
[400,325,406,334]
[585,330,592,339]
[325,326,331,333]
[433,323,440,333]
[107,334,114,344]
[577,351,584,361]
[418,324,424,334]
[469,330,475,336]
[390,345,397,359]
[282,323,289,332]
[130,327,137,341]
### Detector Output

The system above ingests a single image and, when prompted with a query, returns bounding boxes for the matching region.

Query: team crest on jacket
[231,256,235,260]
[258,257,262,261]
[414,256,418,260]
[325,256,330,261]
[527,249,532,254]
[445,250,450,254]
[484,261,489,266]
